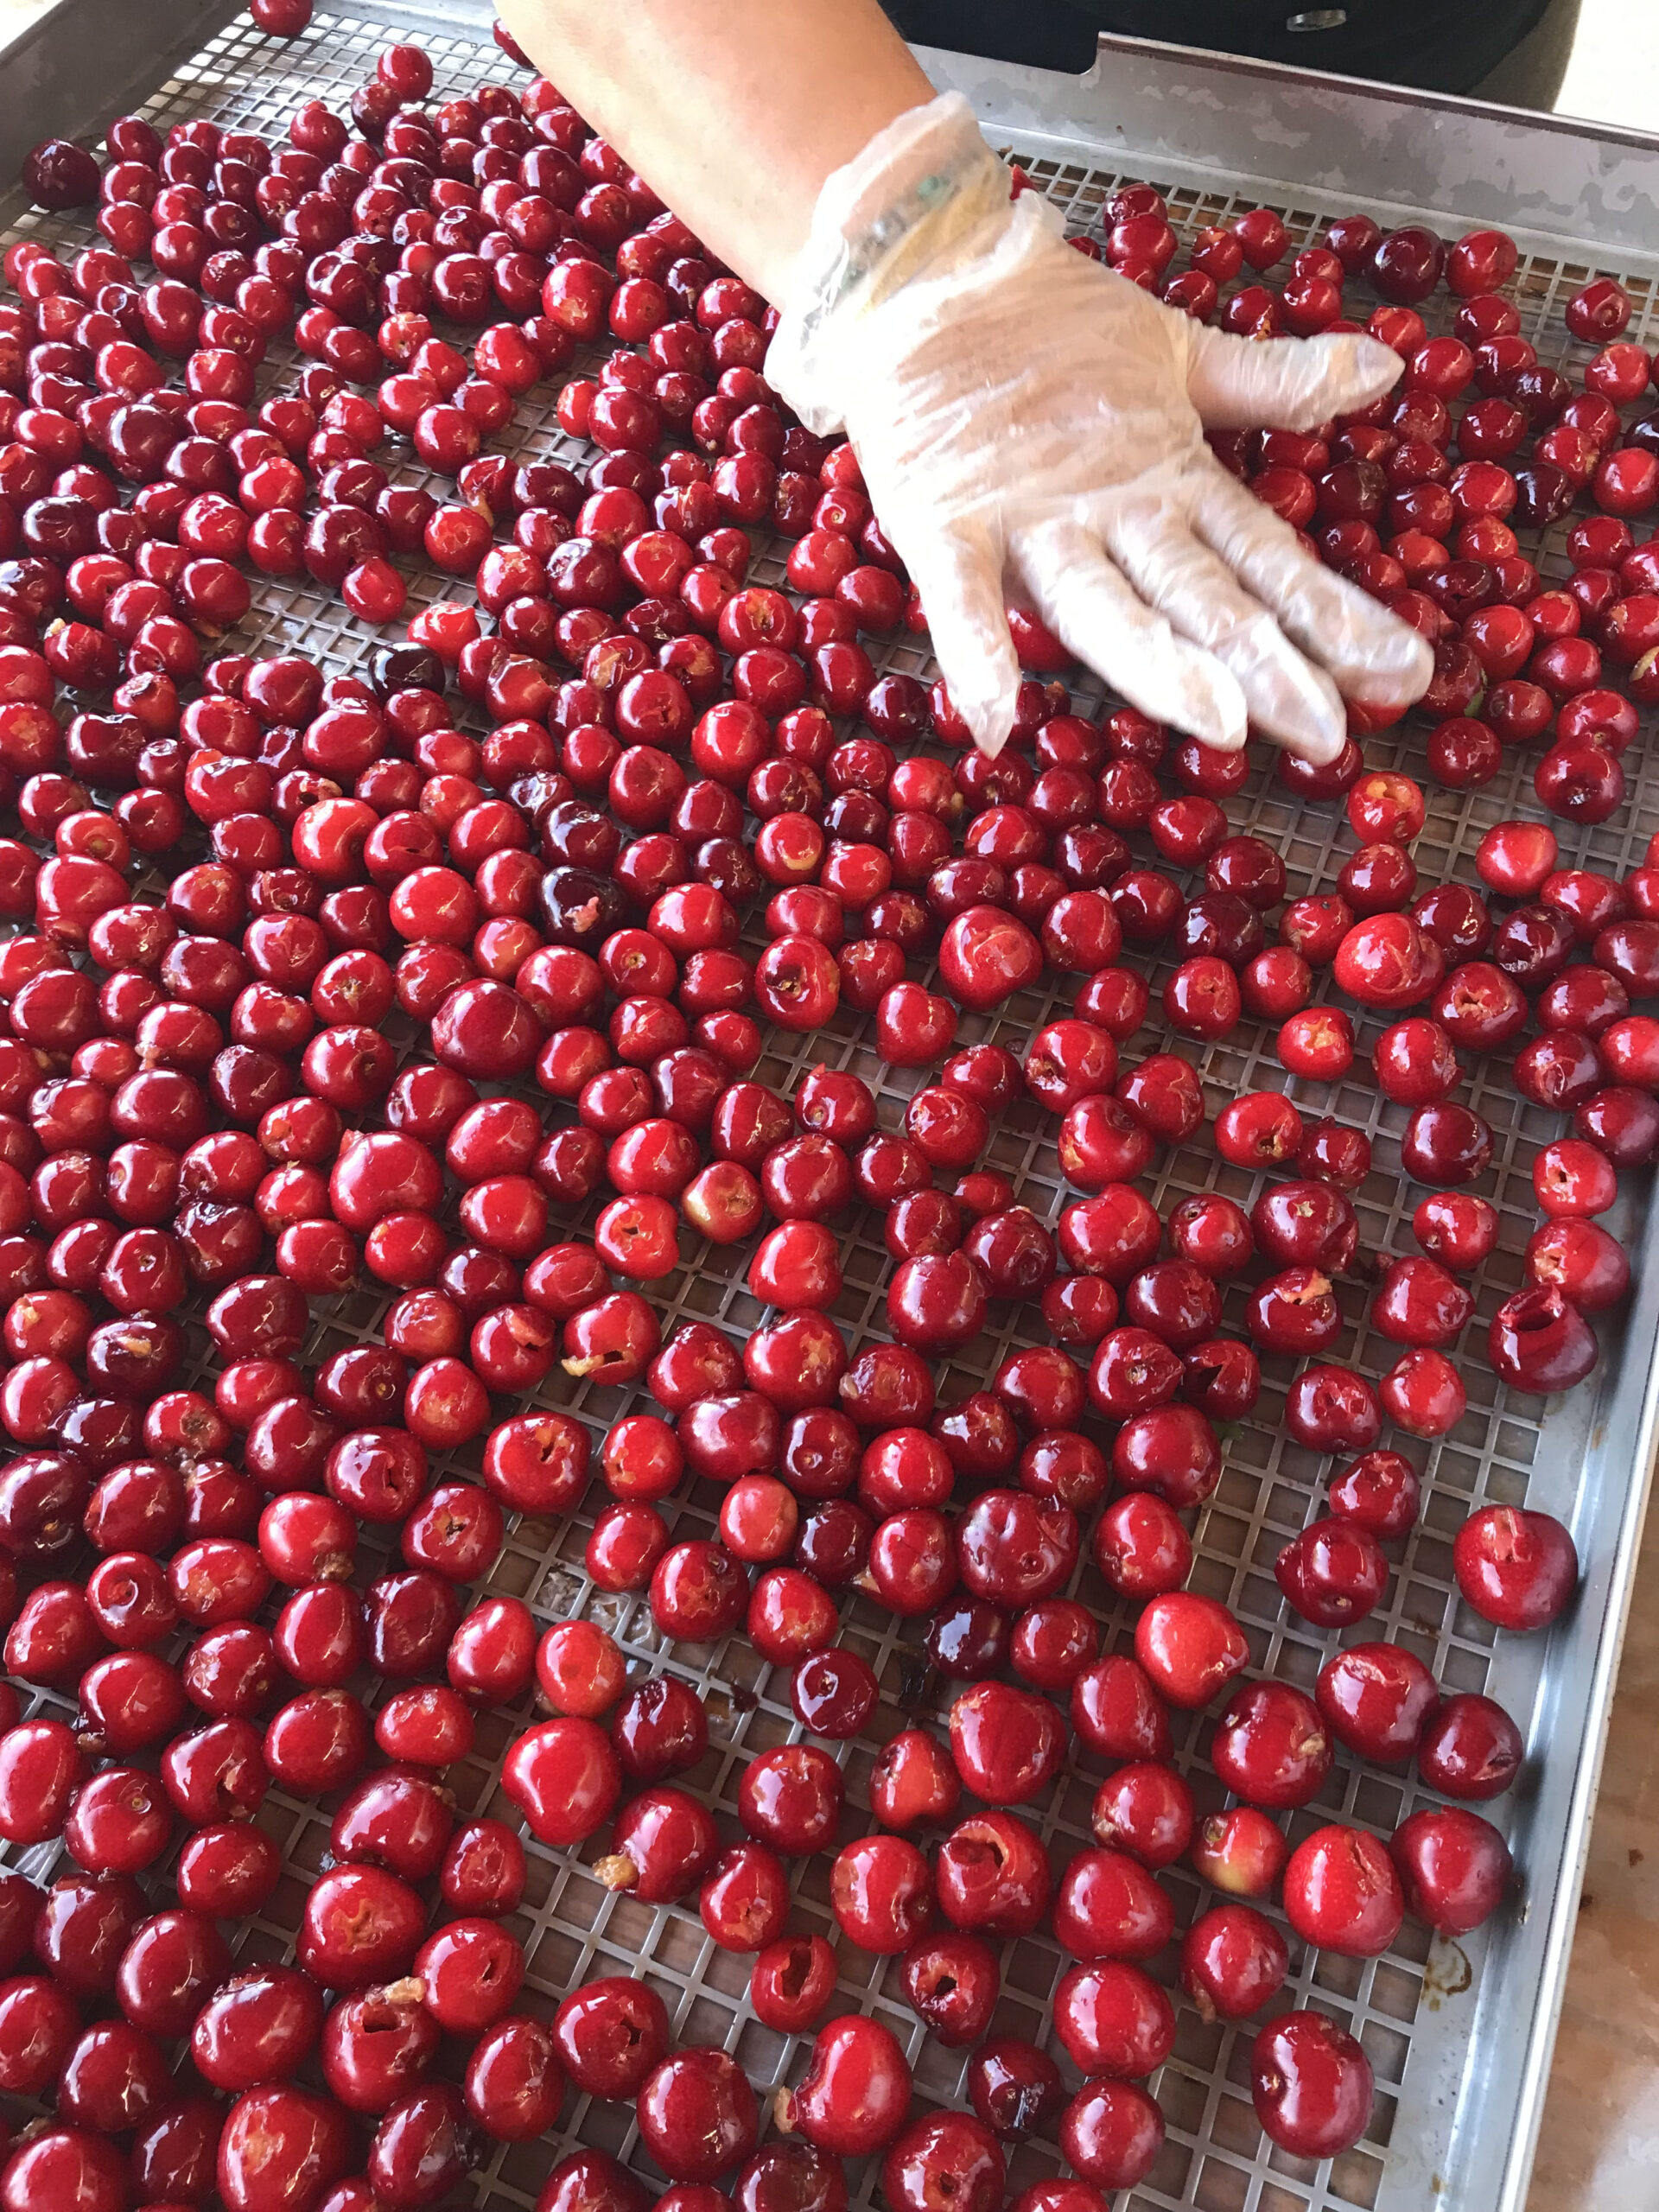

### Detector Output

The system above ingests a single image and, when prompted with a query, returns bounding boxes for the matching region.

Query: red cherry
[1134,1592,1248,1709]
[1211,1681,1332,1809]
[637,2047,759,2184]
[775,2015,912,2158]
[1052,1846,1173,1962]
[552,1976,669,2101]
[881,2113,1005,2212]
[1282,1823,1404,1956]
[1276,1516,1387,1627]
[1186,1813,1287,1910]
[948,1680,1065,1805]
[1053,1960,1174,2078]
[1252,2012,1374,2158]
[501,1717,621,1846]
[938,904,1042,1011]
[1180,1902,1288,2021]
[1487,1285,1598,1393]
[1390,1807,1512,1934]
[963,2043,1065,2157]
[1452,1504,1577,1629]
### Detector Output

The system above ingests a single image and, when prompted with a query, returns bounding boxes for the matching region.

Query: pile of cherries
[0,10,1654,2212]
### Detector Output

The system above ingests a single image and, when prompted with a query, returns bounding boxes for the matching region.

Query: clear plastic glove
[768,93,1434,761]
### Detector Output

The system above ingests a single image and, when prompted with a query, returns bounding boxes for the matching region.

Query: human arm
[493,0,930,302]
[495,1,1433,758]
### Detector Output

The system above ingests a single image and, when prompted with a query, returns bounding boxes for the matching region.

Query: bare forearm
[494,0,933,302]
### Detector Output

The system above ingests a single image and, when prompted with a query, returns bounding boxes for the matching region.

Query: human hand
[769,95,1434,760]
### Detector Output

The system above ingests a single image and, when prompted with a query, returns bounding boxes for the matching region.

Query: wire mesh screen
[1,11,1653,2212]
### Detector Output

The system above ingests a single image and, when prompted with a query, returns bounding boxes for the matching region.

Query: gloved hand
[768,92,1434,761]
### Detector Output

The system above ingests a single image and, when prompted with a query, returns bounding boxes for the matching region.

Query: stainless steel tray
[4,11,1659,2212]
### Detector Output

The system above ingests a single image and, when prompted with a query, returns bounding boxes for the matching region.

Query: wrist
[770,92,1014,430]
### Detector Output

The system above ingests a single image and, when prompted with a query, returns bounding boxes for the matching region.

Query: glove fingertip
[1197,664,1250,753]
[1313,330,1406,407]
[959,686,1015,758]
[1298,720,1350,766]
[1344,613,1435,709]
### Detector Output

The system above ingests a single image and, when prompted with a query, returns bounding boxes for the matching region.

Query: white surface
[1557,0,1659,130]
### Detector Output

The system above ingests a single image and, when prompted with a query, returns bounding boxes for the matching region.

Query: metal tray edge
[915,32,1659,269]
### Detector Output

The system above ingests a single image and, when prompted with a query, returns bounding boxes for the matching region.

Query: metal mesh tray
[4,12,1659,2212]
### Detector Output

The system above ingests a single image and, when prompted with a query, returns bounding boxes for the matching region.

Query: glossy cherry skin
[1283,1823,1404,1956]
[1407,1195,1497,1280]
[1402,1100,1493,1186]
[464,2014,565,2141]
[502,1716,622,1846]
[1390,1807,1512,1935]
[939,904,1042,1011]
[1371,1255,1473,1346]
[731,2139,849,2212]
[321,1983,440,2115]
[749,1935,840,2037]
[216,2084,354,2212]
[1250,1179,1356,1273]
[1191,1807,1289,1899]
[442,1820,527,1919]
[1452,1504,1578,1629]
[0,2127,130,2212]
[1053,1960,1175,2078]
[1252,2012,1374,2158]
[1058,2079,1166,2193]
[414,1916,526,2036]
[956,1488,1077,1605]
[777,2015,912,2158]
[1211,1681,1332,1809]
[948,1681,1065,1805]
[596,1786,718,1904]
[1328,1449,1421,1540]
[829,1832,933,1955]
[1391,1346,1466,1437]
[739,1744,843,1853]
[1317,1642,1440,1762]
[365,2079,481,2209]
[1180,1903,1288,2022]
[880,2113,1006,2212]
[899,1929,1000,2045]
[0,1718,83,1841]
[298,1863,425,1991]
[870,1728,961,1830]
[553,1976,670,2100]
[936,1810,1052,1936]
[0,1973,81,2093]
[1052,1847,1173,1961]
[131,2095,223,2206]
[613,1676,709,1781]
[193,1964,324,2091]
[1084,1763,1191,1873]
[1010,1596,1097,1691]
[1527,1219,1630,1312]
[1110,1401,1219,1506]
[968,2037,1065,2145]
[1417,1693,1524,1800]
[1276,1518,1388,1628]
[1071,1654,1172,1764]
[176,1821,280,1916]
[1284,1364,1382,1458]
[1488,1285,1598,1394]
[0,1873,38,1978]
[638,2047,759,2183]
[700,1841,790,1952]
[1134,1592,1249,1708]
[537,2151,651,2212]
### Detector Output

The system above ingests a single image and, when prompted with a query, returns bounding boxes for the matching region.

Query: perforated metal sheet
[3,13,1659,2212]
